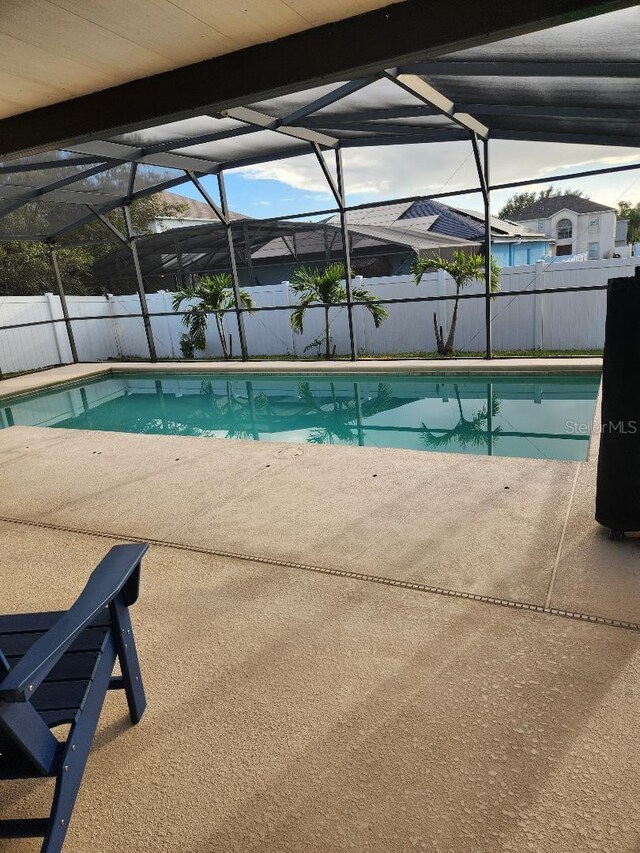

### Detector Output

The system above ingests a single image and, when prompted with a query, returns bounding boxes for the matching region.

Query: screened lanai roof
[92,218,477,287]
[0,5,638,242]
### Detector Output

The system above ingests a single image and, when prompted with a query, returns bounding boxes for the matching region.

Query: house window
[557,218,572,239]
[556,245,573,256]
[536,221,545,233]
[588,241,599,260]
[589,216,600,233]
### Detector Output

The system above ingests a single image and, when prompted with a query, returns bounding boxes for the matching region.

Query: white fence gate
[0,257,636,373]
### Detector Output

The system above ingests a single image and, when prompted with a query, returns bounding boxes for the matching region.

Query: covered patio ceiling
[0,2,638,243]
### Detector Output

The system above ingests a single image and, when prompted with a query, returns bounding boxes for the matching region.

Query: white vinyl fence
[0,257,637,373]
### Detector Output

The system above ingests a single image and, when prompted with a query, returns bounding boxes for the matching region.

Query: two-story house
[509,194,623,260]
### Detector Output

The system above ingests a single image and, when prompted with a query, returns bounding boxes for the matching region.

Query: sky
[170,140,640,221]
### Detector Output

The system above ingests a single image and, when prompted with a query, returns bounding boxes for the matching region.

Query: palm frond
[290,302,310,334]
[360,383,393,417]
[297,381,322,410]
[186,307,207,352]
[352,287,388,328]
[412,250,501,294]
[171,280,201,312]
[412,254,454,284]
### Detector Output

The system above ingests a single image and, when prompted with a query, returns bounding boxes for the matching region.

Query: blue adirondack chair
[0,543,148,852]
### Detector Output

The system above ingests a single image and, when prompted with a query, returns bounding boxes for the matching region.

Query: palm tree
[420,385,502,452]
[412,251,500,356]
[172,273,254,359]
[290,263,387,359]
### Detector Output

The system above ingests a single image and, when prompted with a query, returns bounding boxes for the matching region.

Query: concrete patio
[0,361,638,852]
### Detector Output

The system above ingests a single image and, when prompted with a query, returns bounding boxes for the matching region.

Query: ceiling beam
[404,60,640,77]
[383,71,489,138]
[0,0,633,160]
[222,106,339,148]
[280,79,375,125]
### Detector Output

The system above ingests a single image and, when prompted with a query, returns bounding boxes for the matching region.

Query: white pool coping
[0,357,602,402]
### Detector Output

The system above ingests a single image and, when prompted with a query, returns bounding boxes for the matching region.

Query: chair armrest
[0,543,148,702]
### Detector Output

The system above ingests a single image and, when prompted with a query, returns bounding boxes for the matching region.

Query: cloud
[236,141,640,209]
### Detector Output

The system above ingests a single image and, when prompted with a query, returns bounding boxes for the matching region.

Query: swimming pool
[0,371,600,461]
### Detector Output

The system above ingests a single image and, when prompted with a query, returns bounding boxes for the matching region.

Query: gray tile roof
[509,194,615,221]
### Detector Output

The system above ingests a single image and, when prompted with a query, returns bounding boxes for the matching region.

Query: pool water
[0,371,600,461]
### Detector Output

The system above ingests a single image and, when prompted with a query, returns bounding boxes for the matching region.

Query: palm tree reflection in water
[420,383,502,454]
[199,380,261,440]
[297,381,392,446]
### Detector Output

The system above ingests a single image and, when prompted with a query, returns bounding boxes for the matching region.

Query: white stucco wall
[519,209,618,259]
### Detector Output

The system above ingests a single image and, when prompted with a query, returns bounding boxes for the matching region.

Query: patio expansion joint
[544,461,581,610]
[1,513,638,635]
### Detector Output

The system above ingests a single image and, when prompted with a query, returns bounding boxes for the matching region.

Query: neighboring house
[615,218,630,255]
[149,191,244,232]
[327,198,551,268]
[250,218,478,281]
[509,194,626,260]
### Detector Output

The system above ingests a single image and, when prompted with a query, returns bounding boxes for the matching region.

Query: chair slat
[0,612,62,635]
[0,818,50,837]
[6,651,101,684]
[1,626,109,659]
[31,680,90,713]
[0,610,110,636]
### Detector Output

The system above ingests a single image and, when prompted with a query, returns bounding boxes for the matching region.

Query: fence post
[108,294,124,359]
[45,292,70,364]
[533,259,545,350]
[284,281,298,357]
[353,275,366,354]
[158,290,177,358]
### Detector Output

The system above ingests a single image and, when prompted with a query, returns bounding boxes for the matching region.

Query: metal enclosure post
[122,205,157,362]
[336,148,358,361]
[49,245,79,363]
[482,139,492,359]
[335,148,357,361]
[242,221,255,285]
[217,171,249,361]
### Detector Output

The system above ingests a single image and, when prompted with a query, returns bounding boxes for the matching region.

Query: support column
[123,205,157,362]
[217,171,249,361]
[49,245,79,363]
[335,148,357,361]
[482,138,492,360]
